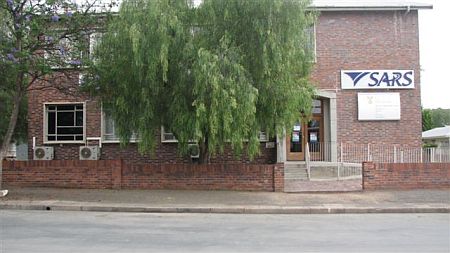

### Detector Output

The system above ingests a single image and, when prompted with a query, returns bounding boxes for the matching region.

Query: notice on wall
[358,93,401,121]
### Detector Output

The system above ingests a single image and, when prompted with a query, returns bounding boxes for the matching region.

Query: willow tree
[89,0,316,164]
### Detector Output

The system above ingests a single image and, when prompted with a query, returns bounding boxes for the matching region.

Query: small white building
[422,126,450,148]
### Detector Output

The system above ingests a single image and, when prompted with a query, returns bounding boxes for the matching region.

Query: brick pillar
[362,161,375,190]
[111,160,123,190]
[273,163,284,192]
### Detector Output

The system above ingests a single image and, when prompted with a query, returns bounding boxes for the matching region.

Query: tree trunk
[198,136,210,164]
[0,74,24,190]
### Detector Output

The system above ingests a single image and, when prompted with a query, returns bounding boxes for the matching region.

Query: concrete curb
[1,203,449,214]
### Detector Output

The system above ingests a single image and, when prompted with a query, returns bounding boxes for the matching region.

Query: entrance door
[286,121,305,160]
[286,115,323,161]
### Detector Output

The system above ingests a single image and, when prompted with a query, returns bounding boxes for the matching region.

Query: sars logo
[341,70,414,90]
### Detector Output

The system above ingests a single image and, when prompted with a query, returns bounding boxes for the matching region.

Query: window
[304,24,316,61]
[44,36,85,69]
[312,99,322,114]
[89,32,103,61]
[161,127,268,143]
[259,131,269,142]
[44,103,85,142]
[161,127,178,143]
[102,110,137,142]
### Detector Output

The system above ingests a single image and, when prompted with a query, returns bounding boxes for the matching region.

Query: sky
[419,0,450,109]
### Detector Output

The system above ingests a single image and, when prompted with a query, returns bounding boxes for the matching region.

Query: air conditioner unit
[34,146,54,160]
[188,144,200,158]
[79,146,100,160]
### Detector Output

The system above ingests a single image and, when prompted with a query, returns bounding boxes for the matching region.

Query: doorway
[286,100,324,161]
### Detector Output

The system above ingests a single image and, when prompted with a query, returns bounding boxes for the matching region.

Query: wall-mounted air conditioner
[34,146,54,160]
[188,144,200,158]
[79,146,100,160]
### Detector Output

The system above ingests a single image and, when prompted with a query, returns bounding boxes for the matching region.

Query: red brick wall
[312,11,422,146]
[121,163,277,191]
[2,160,284,191]
[2,160,118,189]
[362,162,450,190]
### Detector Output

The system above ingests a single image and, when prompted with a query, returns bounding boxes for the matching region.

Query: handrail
[305,142,311,180]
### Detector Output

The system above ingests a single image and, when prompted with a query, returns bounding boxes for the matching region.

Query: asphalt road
[1,210,449,253]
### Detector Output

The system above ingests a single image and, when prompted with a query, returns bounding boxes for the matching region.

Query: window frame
[43,102,86,144]
[305,23,317,63]
[89,32,103,61]
[160,126,179,143]
[44,34,88,70]
[101,106,138,143]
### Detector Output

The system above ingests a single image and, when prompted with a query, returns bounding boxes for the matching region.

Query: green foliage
[430,108,450,128]
[0,58,27,144]
[0,0,114,150]
[422,143,438,148]
[422,108,433,131]
[88,0,316,162]
[422,108,450,130]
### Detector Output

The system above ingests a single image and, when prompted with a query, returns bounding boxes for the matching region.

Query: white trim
[160,126,268,143]
[317,90,337,99]
[313,6,431,11]
[43,102,86,144]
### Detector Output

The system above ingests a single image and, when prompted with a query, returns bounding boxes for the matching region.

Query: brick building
[27,1,432,165]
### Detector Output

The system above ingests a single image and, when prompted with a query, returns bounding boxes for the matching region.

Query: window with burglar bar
[44,103,84,142]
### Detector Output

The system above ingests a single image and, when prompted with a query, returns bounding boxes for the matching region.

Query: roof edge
[311,4,433,12]
[422,136,450,140]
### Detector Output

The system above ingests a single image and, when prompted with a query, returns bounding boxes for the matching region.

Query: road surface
[1,210,449,252]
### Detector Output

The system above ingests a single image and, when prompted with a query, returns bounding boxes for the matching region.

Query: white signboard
[358,93,401,121]
[341,70,414,90]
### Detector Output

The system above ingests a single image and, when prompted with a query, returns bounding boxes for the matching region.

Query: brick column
[111,160,123,190]
[273,163,284,192]
[362,161,375,190]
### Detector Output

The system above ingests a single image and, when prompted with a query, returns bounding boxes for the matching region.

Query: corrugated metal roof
[422,126,450,139]
[312,0,433,11]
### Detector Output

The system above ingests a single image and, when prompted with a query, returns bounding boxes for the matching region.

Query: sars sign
[341,70,414,90]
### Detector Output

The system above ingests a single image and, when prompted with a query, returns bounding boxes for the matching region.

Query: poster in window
[310,132,318,142]
[292,132,300,142]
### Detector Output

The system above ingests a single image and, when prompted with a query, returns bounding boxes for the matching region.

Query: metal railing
[341,143,450,163]
[289,142,449,182]
[303,142,450,163]
[308,141,333,162]
[305,143,311,179]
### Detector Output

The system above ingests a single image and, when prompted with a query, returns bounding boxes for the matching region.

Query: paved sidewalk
[284,179,362,192]
[1,187,449,214]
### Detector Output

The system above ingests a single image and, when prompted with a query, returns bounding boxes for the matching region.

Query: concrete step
[284,164,309,180]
